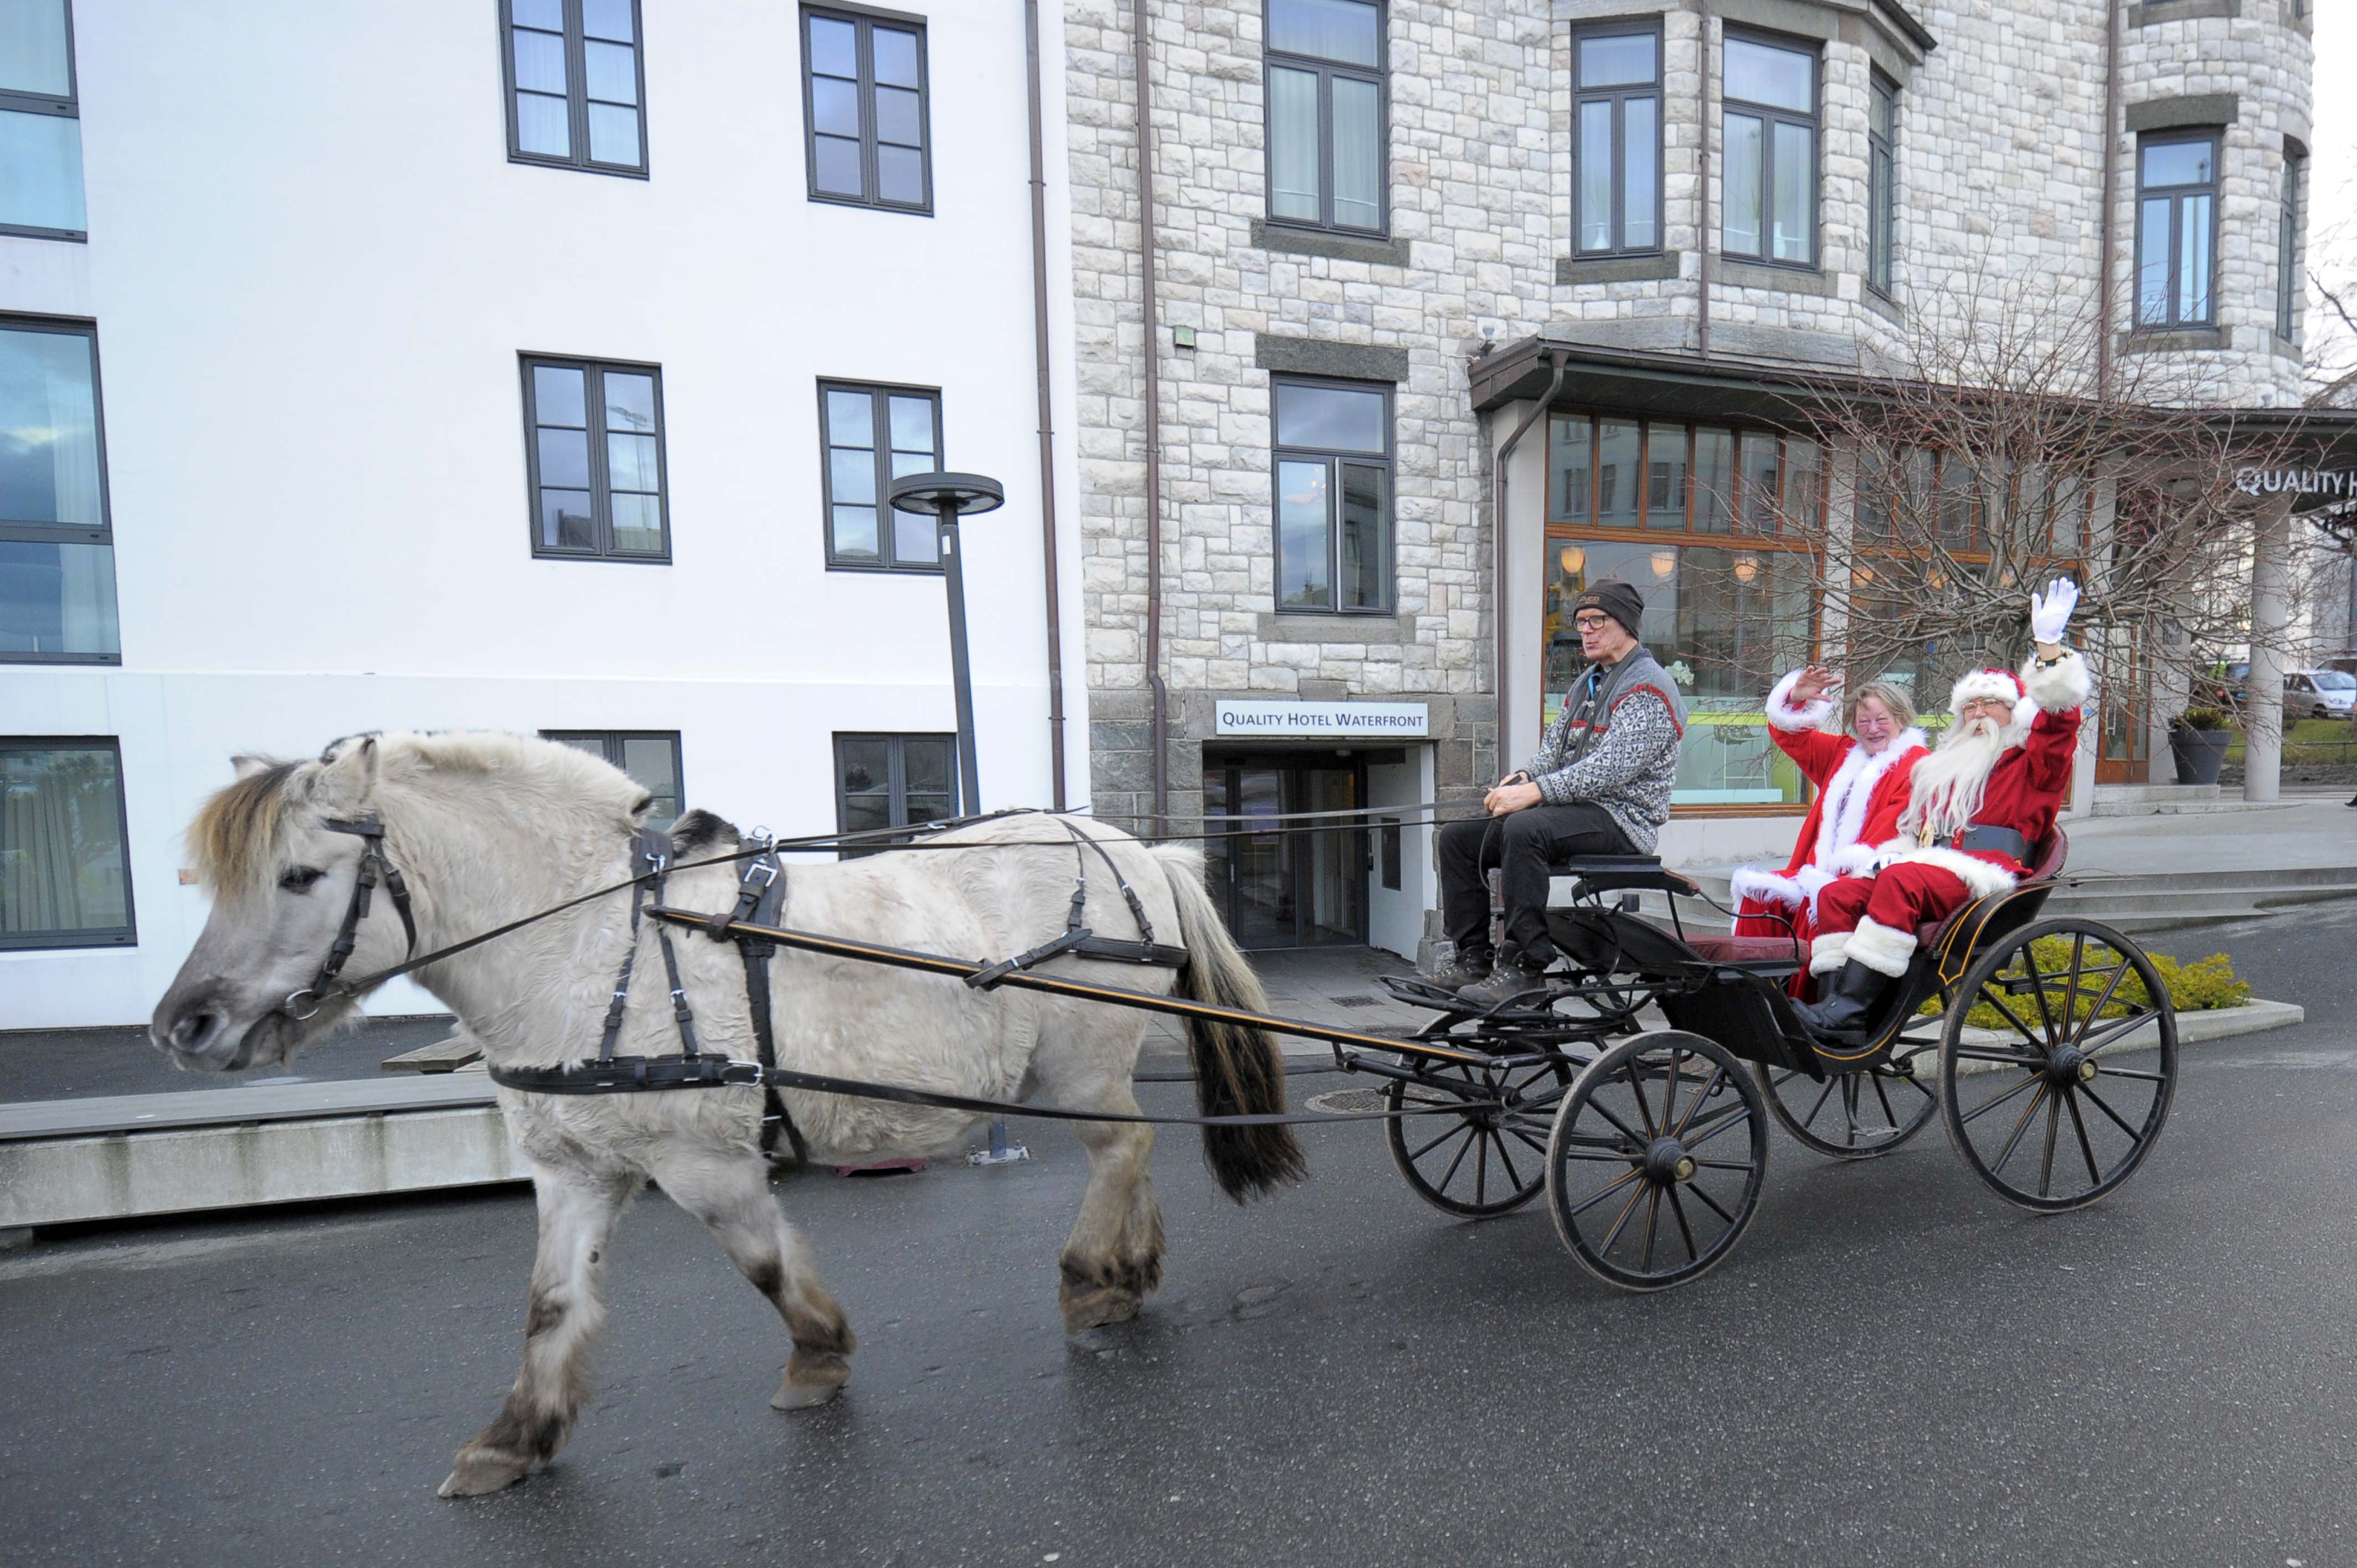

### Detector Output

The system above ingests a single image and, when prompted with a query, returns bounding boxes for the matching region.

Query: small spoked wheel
[1756,1050,1939,1160]
[1385,1056,1572,1218]
[1938,917,2178,1213]
[1545,1030,1769,1291]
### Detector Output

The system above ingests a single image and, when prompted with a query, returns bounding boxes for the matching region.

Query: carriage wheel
[1546,1031,1769,1291]
[1938,917,2178,1213]
[1755,1052,1938,1160]
[1385,1056,1572,1218]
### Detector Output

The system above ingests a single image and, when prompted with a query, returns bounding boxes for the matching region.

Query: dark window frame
[1867,71,1897,298]
[540,729,685,821]
[800,5,934,216]
[1571,21,1665,259]
[831,731,960,856]
[0,735,135,950]
[817,379,946,574]
[1720,28,1821,271]
[0,313,116,665]
[1262,0,1390,239]
[2134,128,2221,330]
[1271,373,1395,616]
[498,0,651,179]
[519,353,671,564]
[0,0,82,240]
[2278,143,2305,341]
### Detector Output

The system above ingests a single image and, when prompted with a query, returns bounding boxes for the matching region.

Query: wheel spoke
[1658,1050,1682,1143]
[2093,1065,2169,1082]
[2078,1081,2148,1141]
[1489,1129,1524,1194]
[1685,1179,1737,1225]
[1802,1075,1838,1131]
[1973,984,2049,1050]
[1681,1103,1754,1151]
[1989,1083,2052,1176]
[2064,1088,2102,1187]
[1670,1067,1728,1138]
[1473,1128,1490,1206]
[1436,1123,1477,1192]
[1507,1125,1552,1157]
[1639,1185,1663,1272]
[1951,1045,2045,1066]
[1407,1118,1475,1162]
[2068,952,2137,1046]
[1563,1165,1643,1218]
[1623,1064,1660,1139]
[1597,1180,1649,1252]
[2021,944,2057,1048]
[1957,1071,2042,1126]
[2037,1092,2061,1198]
[1690,1158,1757,1172]
[1869,1070,1900,1129]
[1582,1096,1649,1147]
[2074,1011,2163,1053]
[1667,1185,1700,1263]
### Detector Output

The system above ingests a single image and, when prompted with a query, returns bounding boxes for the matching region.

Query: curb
[1941,996,2304,1076]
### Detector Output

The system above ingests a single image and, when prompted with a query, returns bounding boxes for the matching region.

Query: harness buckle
[721,1059,766,1087]
[743,859,779,889]
[283,988,325,1021]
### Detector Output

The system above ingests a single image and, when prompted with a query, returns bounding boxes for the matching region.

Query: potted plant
[2169,705,2234,786]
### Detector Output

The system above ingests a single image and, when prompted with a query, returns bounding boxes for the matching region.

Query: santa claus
[1795,579,2092,1040]
[1730,667,1929,979]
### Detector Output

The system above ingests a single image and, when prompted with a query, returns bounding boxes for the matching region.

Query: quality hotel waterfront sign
[1213,700,1432,737]
[2234,466,2357,497]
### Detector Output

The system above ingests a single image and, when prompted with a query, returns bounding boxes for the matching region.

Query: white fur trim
[1948,667,2025,716]
[1809,931,1851,976]
[2020,648,2092,713]
[1810,729,1926,871]
[1823,842,1882,877]
[1847,916,1920,978]
[1881,844,2020,902]
[1794,864,1835,898]
[1733,866,1807,908]
[1765,668,1837,733]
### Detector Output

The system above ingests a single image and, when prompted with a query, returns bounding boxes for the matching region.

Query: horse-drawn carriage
[1350,832,2180,1291]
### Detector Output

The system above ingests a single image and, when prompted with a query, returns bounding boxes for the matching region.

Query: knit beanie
[1573,579,1645,640]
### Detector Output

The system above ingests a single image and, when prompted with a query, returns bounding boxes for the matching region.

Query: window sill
[0,931,137,951]
[1257,610,1413,644]
[2124,0,2239,25]
[808,190,934,218]
[2118,325,2227,354]
[1715,257,1835,296]
[826,560,946,576]
[529,550,673,565]
[1250,219,1408,267]
[2272,331,2302,358]
[1862,285,1905,324]
[506,152,650,181]
[1556,251,1681,285]
[0,224,86,242]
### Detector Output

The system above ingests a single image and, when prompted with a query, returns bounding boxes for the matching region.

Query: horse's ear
[316,734,382,804]
[230,754,274,781]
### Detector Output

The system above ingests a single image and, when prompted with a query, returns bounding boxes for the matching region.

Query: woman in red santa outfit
[1730,667,1929,977]
[1796,580,2092,1040]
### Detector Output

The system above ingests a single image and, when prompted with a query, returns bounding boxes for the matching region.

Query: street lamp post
[887,471,1005,817]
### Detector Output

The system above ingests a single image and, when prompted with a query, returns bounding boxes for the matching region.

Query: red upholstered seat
[1687,934,1803,963]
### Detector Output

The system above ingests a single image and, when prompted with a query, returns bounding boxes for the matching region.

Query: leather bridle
[280,813,418,1022]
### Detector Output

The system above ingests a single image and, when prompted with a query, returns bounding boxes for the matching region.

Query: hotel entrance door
[1202,753,1367,949]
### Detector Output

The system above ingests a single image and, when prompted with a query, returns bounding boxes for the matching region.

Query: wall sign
[1212,700,1431,737]
[2233,466,2357,497]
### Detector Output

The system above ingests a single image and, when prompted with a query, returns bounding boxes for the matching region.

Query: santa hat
[1948,667,2036,731]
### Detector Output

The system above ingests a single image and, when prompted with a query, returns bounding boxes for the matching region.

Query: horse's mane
[188,731,652,892]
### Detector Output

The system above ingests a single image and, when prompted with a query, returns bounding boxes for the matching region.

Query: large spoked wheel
[1385,1056,1572,1218]
[1756,1051,1939,1160]
[1546,1030,1769,1291]
[1938,917,2179,1213]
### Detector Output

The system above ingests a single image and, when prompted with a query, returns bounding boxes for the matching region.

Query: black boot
[1458,947,1556,1009]
[1793,960,1896,1041]
[1427,948,1495,993]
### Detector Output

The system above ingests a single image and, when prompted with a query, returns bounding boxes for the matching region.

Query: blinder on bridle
[281,813,418,1021]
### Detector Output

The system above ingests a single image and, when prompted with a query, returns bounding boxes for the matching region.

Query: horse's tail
[1148,842,1306,1202]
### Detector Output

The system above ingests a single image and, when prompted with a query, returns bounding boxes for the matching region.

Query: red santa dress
[1811,649,2091,980]
[1731,669,1928,962]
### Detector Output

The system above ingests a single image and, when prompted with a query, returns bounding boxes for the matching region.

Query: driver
[1430,579,1687,1008]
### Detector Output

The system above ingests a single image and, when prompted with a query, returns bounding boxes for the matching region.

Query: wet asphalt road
[3,906,2356,1566]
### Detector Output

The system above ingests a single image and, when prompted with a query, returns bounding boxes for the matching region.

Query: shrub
[2174,706,2231,733]
[1922,936,2250,1029]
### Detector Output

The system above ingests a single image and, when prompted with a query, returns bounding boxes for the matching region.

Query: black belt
[1945,824,2029,860]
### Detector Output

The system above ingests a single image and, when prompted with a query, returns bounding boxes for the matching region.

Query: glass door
[1203,754,1368,948]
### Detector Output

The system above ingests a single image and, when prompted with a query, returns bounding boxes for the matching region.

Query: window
[1273,378,1391,613]
[2278,145,2305,339]
[1722,33,1817,268]
[1573,25,1661,256]
[1546,413,1825,808]
[833,733,958,852]
[2136,132,2218,328]
[1264,0,1386,235]
[1,318,115,663]
[1868,74,1897,296]
[0,0,81,237]
[521,357,668,562]
[820,381,943,570]
[802,8,930,213]
[543,730,683,823]
[0,738,133,950]
[501,0,648,176]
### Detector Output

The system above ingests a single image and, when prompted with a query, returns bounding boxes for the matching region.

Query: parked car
[2320,653,2357,680]
[2284,669,2357,721]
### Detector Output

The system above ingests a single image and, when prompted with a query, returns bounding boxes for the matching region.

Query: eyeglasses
[1573,614,1613,631]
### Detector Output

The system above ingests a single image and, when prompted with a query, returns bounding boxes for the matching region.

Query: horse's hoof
[771,1353,851,1410]
[438,1453,530,1498]
[1061,1287,1142,1333]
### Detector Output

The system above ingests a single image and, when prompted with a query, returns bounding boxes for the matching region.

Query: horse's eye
[279,866,327,893]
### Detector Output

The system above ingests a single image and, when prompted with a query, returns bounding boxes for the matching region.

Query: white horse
[150,731,1301,1497]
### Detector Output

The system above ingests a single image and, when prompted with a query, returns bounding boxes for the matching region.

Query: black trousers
[1437,803,1635,963]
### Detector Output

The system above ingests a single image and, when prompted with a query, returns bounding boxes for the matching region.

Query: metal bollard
[969,1117,1030,1167]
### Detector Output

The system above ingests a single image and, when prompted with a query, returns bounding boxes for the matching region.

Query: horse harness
[282,814,417,1023]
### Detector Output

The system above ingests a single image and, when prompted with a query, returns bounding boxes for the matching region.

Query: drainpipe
[1696,0,1712,359]
[2097,0,2121,399]
[1025,0,1067,811]
[1134,0,1167,835]
[1492,348,1571,776]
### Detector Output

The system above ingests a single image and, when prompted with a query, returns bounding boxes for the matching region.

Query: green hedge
[1922,936,2250,1030]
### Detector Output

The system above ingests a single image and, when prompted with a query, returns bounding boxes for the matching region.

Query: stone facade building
[1066,0,2336,958]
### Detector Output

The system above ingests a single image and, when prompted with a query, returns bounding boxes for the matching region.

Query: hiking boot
[1427,950,1495,993]
[1457,950,1557,1010]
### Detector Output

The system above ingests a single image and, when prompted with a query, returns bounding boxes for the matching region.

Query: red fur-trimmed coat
[1731,669,1927,925]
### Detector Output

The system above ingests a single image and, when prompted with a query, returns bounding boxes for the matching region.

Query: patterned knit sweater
[1522,651,1687,854]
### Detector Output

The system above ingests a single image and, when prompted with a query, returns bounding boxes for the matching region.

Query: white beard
[1900,715,2024,840]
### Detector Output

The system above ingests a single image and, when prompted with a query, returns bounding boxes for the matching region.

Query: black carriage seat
[1545,853,1700,900]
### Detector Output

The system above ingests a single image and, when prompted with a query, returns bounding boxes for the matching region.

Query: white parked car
[2283,669,2356,721]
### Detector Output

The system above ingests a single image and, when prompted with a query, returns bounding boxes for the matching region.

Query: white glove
[2029,578,2080,645]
